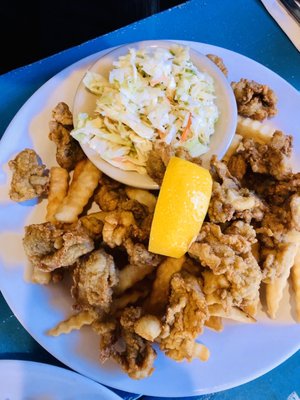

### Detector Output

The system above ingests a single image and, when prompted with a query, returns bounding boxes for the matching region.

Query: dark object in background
[1,0,187,74]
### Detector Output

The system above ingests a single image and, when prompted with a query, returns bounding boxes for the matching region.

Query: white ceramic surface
[72,39,237,189]
[0,41,299,398]
[0,360,122,399]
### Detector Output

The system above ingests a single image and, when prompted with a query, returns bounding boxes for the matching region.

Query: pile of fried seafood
[8,55,300,380]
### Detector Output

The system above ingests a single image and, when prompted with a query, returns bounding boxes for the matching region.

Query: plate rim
[0,359,122,399]
[0,39,300,398]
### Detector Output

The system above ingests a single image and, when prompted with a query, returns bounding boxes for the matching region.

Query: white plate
[0,359,122,399]
[0,40,299,398]
[72,39,237,190]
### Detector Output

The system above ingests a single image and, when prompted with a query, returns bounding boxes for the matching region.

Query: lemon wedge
[148,156,212,258]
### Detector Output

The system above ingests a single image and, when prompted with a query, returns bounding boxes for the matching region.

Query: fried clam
[23,221,94,272]
[158,272,209,362]
[71,248,118,312]
[49,102,85,171]
[9,148,49,202]
[189,221,262,315]
[231,78,277,121]
[208,155,266,224]
[113,307,157,380]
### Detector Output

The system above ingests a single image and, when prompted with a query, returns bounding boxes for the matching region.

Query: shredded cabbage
[71,44,219,173]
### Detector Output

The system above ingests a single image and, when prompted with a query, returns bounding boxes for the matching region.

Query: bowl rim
[72,39,237,189]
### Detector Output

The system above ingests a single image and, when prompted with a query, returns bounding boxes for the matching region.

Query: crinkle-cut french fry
[111,290,148,313]
[208,304,256,323]
[55,160,101,223]
[125,187,157,212]
[134,315,162,342]
[193,342,210,361]
[115,263,157,295]
[291,247,300,322]
[31,266,51,285]
[236,115,275,144]
[46,167,69,222]
[222,134,242,162]
[266,242,299,319]
[147,256,186,314]
[47,310,96,336]
[205,316,223,332]
[72,159,87,182]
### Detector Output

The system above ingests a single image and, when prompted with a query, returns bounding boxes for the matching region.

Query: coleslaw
[71,45,219,174]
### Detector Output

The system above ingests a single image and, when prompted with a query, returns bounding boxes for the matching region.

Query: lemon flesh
[148,156,212,258]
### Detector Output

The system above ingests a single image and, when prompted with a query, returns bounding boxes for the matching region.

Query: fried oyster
[231,78,277,121]
[49,102,85,171]
[9,148,49,202]
[189,221,262,312]
[23,221,94,272]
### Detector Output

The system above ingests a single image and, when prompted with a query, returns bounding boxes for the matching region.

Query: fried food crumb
[206,54,228,76]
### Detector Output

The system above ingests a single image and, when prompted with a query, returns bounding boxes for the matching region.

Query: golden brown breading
[95,175,152,241]
[261,242,299,283]
[115,241,162,295]
[231,78,277,121]
[94,175,126,211]
[249,173,300,206]
[92,319,118,363]
[80,214,104,240]
[159,272,209,361]
[124,240,162,267]
[113,307,157,379]
[23,221,94,272]
[229,131,292,181]
[49,102,85,171]
[208,156,266,223]
[257,194,300,247]
[189,222,256,274]
[189,222,262,310]
[102,211,136,248]
[71,249,118,312]
[206,54,228,76]
[146,142,202,185]
[51,102,73,126]
[256,194,300,281]
[9,148,49,202]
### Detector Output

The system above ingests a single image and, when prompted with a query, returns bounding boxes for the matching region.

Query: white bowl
[72,40,237,189]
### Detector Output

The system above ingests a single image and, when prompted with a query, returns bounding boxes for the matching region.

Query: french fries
[125,187,157,212]
[72,159,87,182]
[115,263,157,295]
[291,247,300,322]
[236,115,275,144]
[47,310,96,336]
[46,166,69,222]
[222,134,242,162]
[147,256,186,314]
[55,160,101,223]
[111,290,148,313]
[265,242,298,319]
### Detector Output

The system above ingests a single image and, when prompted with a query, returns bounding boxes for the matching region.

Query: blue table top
[0,0,299,398]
